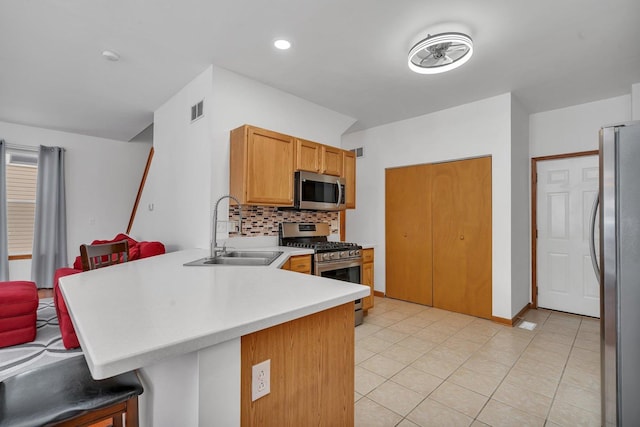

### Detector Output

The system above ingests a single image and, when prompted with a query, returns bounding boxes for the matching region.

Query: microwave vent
[351,147,364,158]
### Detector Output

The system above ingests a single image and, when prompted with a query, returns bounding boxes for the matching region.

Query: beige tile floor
[355,297,601,427]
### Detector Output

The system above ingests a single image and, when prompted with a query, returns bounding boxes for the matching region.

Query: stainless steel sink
[184,251,283,267]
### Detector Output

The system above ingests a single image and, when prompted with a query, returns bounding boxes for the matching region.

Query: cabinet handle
[459,235,464,240]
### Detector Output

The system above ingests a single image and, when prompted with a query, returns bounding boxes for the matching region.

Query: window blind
[6,163,37,256]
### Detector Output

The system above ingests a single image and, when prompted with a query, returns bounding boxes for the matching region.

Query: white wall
[632,83,640,121]
[529,95,631,157]
[510,96,530,316]
[342,94,515,319]
[133,66,355,250]
[1,121,150,283]
[132,66,215,252]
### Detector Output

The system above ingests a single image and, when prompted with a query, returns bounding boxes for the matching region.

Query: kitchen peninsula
[59,248,369,427]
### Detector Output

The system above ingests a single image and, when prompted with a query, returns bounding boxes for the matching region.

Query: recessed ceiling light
[273,39,291,50]
[408,32,473,74]
[102,50,120,61]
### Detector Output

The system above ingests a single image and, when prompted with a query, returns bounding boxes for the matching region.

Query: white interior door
[537,155,599,317]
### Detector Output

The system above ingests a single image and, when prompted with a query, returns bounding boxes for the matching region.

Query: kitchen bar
[59,248,369,426]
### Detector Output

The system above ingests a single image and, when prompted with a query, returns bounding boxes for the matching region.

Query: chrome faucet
[211,194,243,258]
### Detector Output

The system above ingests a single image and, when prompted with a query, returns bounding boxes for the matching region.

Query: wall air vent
[190,100,204,122]
[351,147,364,158]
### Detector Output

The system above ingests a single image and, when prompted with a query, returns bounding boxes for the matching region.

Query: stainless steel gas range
[279,222,364,326]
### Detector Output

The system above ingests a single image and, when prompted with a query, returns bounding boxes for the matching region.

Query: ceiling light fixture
[408,32,473,74]
[273,39,291,50]
[101,50,121,61]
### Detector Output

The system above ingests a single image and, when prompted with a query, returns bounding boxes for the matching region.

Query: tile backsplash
[228,206,339,237]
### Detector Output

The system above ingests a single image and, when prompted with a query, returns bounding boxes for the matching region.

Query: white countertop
[59,248,369,379]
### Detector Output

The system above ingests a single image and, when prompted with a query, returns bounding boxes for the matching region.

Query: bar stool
[0,356,143,427]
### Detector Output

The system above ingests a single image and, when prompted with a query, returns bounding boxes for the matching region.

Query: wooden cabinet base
[241,303,354,427]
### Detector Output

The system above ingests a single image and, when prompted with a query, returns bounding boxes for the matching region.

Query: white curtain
[31,146,67,288]
[0,140,8,281]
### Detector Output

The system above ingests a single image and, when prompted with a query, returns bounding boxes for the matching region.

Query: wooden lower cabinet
[240,303,354,427]
[282,255,312,274]
[362,249,374,311]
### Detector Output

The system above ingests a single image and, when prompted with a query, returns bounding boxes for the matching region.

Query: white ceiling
[1,0,639,142]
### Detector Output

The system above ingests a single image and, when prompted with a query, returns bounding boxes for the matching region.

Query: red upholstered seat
[54,268,83,349]
[54,234,165,349]
[0,281,38,348]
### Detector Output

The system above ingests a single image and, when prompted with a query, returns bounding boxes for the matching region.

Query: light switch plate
[251,359,270,401]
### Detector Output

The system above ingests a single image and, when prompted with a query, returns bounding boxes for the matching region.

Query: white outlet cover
[252,359,271,401]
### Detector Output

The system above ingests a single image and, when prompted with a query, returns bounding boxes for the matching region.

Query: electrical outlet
[228,221,238,232]
[216,222,227,233]
[251,359,270,401]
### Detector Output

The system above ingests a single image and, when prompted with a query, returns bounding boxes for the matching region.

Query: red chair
[54,234,165,349]
[0,281,38,348]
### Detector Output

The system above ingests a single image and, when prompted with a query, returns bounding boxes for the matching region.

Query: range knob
[349,250,355,256]
[340,251,347,258]
[323,253,331,261]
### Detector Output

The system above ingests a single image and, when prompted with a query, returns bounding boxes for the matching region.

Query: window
[6,150,38,258]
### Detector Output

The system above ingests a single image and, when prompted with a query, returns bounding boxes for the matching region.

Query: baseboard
[372,293,531,327]
[491,303,530,327]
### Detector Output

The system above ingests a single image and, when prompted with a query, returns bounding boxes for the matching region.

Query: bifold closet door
[431,157,492,319]
[385,164,433,305]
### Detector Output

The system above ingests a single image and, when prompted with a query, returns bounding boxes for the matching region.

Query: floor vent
[517,320,537,331]
[190,100,204,122]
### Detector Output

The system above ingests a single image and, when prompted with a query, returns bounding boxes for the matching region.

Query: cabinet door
[296,139,321,173]
[246,127,295,205]
[343,150,356,209]
[321,146,343,176]
[287,255,312,274]
[362,259,374,310]
[385,165,433,306]
[432,157,492,319]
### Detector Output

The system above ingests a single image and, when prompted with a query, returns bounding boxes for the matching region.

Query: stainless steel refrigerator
[592,121,640,426]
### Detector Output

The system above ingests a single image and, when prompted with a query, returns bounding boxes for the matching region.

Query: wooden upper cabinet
[321,145,343,176]
[295,138,342,176]
[230,125,295,206]
[342,150,356,209]
[295,139,321,173]
[230,124,357,208]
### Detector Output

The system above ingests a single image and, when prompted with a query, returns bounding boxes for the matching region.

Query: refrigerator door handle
[589,192,600,278]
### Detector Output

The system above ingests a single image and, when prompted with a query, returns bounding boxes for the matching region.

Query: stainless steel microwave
[294,171,345,211]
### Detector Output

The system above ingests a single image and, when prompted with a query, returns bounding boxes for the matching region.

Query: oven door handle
[314,258,362,275]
